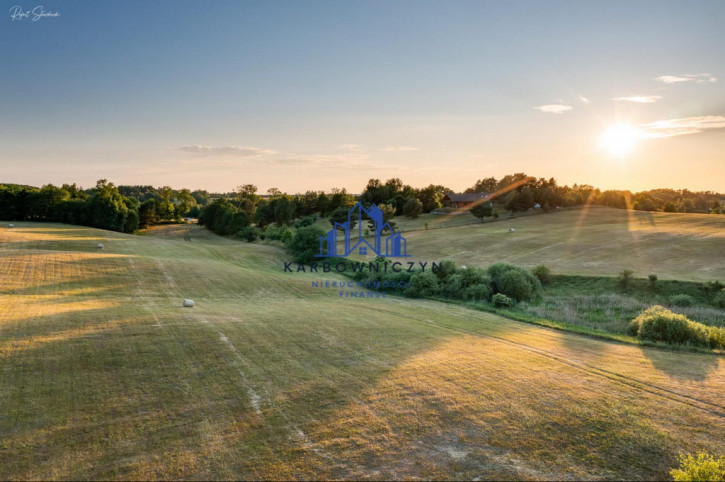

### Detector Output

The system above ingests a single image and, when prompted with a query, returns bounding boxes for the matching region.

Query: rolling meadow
[0,207,724,480]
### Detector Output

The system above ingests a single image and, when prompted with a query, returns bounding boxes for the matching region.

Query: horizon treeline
[1,174,723,234]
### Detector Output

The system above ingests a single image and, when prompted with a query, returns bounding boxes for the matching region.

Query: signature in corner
[9,5,60,21]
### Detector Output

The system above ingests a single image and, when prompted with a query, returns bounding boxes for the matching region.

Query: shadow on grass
[639,345,723,382]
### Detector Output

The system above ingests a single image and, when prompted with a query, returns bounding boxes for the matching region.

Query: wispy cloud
[613,95,662,103]
[179,145,276,157]
[339,144,365,151]
[534,104,572,114]
[578,95,591,104]
[654,73,717,84]
[379,146,420,152]
[640,116,725,138]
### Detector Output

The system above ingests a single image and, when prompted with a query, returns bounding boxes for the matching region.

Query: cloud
[178,145,276,157]
[534,104,572,114]
[378,146,420,152]
[578,95,591,104]
[339,144,365,151]
[654,73,717,84]
[639,115,725,138]
[613,95,662,103]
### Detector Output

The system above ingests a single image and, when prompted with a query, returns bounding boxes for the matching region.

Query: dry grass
[399,206,725,281]
[1,221,724,480]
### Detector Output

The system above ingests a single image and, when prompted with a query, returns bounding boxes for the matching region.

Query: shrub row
[350,259,542,304]
[627,305,725,349]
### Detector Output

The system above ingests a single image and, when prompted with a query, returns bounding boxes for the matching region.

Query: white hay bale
[509,227,516,232]
[7,224,14,228]
[96,243,104,250]
[182,299,195,308]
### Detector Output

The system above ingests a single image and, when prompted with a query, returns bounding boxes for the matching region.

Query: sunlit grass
[0,222,723,479]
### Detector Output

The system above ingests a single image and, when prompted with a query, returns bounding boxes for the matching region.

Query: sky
[1,0,724,194]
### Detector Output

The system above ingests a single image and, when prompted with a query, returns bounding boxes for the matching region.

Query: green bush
[629,306,725,348]
[618,269,634,289]
[492,293,514,307]
[405,271,439,298]
[439,273,464,299]
[670,293,696,307]
[236,226,258,242]
[532,265,552,284]
[714,293,725,309]
[670,451,725,482]
[295,215,317,228]
[434,259,458,280]
[487,263,541,302]
[498,270,534,301]
[287,225,326,263]
[462,284,491,302]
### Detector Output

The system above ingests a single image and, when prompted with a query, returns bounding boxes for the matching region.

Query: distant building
[442,192,491,208]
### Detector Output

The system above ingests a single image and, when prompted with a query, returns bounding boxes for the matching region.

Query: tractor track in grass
[358,303,725,419]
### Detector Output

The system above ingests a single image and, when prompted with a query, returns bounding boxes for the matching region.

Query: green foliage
[434,259,458,280]
[487,262,541,301]
[670,294,695,307]
[236,226,258,242]
[263,225,293,243]
[532,265,553,284]
[714,292,725,309]
[287,225,326,263]
[404,271,439,298]
[295,215,317,228]
[470,201,493,221]
[330,206,357,230]
[628,306,725,348]
[670,451,725,482]
[497,270,535,302]
[618,269,634,290]
[648,274,658,290]
[492,293,514,307]
[402,197,423,218]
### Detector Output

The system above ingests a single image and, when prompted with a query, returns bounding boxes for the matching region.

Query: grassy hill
[399,206,725,282]
[0,221,724,480]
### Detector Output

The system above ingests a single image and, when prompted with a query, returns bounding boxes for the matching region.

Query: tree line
[2,174,722,235]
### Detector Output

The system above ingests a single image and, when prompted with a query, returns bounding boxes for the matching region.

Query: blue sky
[1,0,724,193]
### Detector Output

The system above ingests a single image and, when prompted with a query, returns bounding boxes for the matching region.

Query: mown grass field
[400,206,725,282]
[1,220,724,480]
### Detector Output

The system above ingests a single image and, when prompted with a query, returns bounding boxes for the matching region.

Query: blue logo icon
[318,202,410,257]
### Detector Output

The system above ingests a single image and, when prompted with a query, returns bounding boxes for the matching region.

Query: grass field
[1,220,724,480]
[398,206,725,282]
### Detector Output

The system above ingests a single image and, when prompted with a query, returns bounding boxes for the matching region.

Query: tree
[330,206,357,230]
[416,185,446,213]
[273,196,296,225]
[288,225,326,263]
[139,199,159,228]
[316,192,331,217]
[403,198,423,218]
[235,184,259,216]
[253,200,275,229]
[505,189,534,215]
[176,188,197,218]
[470,201,493,222]
[466,177,497,194]
[368,203,396,233]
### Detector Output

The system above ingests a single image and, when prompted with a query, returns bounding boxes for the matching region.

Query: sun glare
[599,124,642,157]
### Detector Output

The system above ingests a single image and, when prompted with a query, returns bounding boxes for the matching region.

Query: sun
[599,124,642,157]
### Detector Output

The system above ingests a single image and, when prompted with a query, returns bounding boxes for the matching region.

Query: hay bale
[96,243,104,250]
[509,227,516,232]
[182,299,195,308]
[7,224,14,228]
